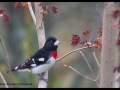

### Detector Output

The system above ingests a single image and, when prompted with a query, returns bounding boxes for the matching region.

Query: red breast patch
[50,51,57,59]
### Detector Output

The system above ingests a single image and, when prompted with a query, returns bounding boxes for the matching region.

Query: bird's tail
[6,68,17,73]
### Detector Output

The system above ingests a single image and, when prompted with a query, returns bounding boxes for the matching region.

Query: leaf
[21,2,28,7]
[71,34,80,46]
[52,6,57,13]
[0,9,4,14]
[14,2,20,8]
[93,38,102,51]
[3,14,10,23]
[112,10,120,19]
[83,30,90,36]
[116,39,120,46]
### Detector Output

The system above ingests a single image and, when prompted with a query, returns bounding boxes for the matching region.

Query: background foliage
[0,2,104,88]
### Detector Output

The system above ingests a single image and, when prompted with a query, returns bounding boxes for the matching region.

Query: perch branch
[56,45,93,61]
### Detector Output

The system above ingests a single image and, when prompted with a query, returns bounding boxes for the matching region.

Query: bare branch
[56,46,93,61]
[92,51,100,67]
[27,2,36,25]
[64,64,99,82]
[78,50,99,86]
[0,72,8,88]
[0,36,13,88]
[78,50,94,76]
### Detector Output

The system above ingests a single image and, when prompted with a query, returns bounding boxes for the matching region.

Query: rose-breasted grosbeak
[8,37,60,83]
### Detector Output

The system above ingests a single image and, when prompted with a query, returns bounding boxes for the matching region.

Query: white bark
[100,2,120,88]
[34,2,47,88]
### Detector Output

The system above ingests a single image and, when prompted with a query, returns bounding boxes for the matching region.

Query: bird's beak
[54,40,60,46]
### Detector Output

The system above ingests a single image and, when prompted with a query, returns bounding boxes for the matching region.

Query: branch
[64,64,99,82]
[92,51,100,67]
[0,36,13,88]
[78,50,99,86]
[27,2,36,25]
[0,72,8,88]
[56,45,93,61]
[78,50,94,77]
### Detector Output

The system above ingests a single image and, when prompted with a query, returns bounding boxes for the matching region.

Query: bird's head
[44,37,60,51]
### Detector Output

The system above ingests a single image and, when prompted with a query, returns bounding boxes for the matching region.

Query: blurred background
[0,2,104,88]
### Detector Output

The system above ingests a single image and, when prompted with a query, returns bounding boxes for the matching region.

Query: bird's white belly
[31,57,55,74]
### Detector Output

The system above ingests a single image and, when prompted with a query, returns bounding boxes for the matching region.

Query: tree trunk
[34,2,48,88]
[100,2,120,88]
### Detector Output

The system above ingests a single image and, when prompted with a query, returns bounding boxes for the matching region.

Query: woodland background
[0,2,109,88]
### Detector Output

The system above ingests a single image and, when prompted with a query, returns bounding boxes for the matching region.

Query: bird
[7,36,60,83]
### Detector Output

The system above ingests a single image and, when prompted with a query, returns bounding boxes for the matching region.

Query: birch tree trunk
[34,2,48,88]
[100,2,120,88]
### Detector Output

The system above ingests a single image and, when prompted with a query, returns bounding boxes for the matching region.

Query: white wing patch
[15,66,19,70]
[32,58,35,63]
[38,58,44,61]
[31,64,36,67]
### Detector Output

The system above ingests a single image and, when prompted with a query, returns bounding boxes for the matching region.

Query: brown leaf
[116,39,120,46]
[21,2,27,7]
[3,13,10,23]
[71,34,80,46]
[83,30,90,36]
[14,2,20,8]
[112,10,120,19]
[52,6,57,13]
[93,38,102,51]
[0,9,4,14]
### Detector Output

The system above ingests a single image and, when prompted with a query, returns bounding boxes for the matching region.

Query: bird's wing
[11,48,50,71]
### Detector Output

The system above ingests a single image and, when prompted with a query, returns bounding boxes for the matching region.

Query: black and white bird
[8,37,60,82]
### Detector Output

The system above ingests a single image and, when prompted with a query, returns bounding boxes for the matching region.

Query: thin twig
[0,72,8,88]
[78,50,99,86]
[78,50,94,77]
[0,36,13,88]
[27,2,36,25]
[64,64,99,82]
[92,51,100,67]
[56,46,93,61]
